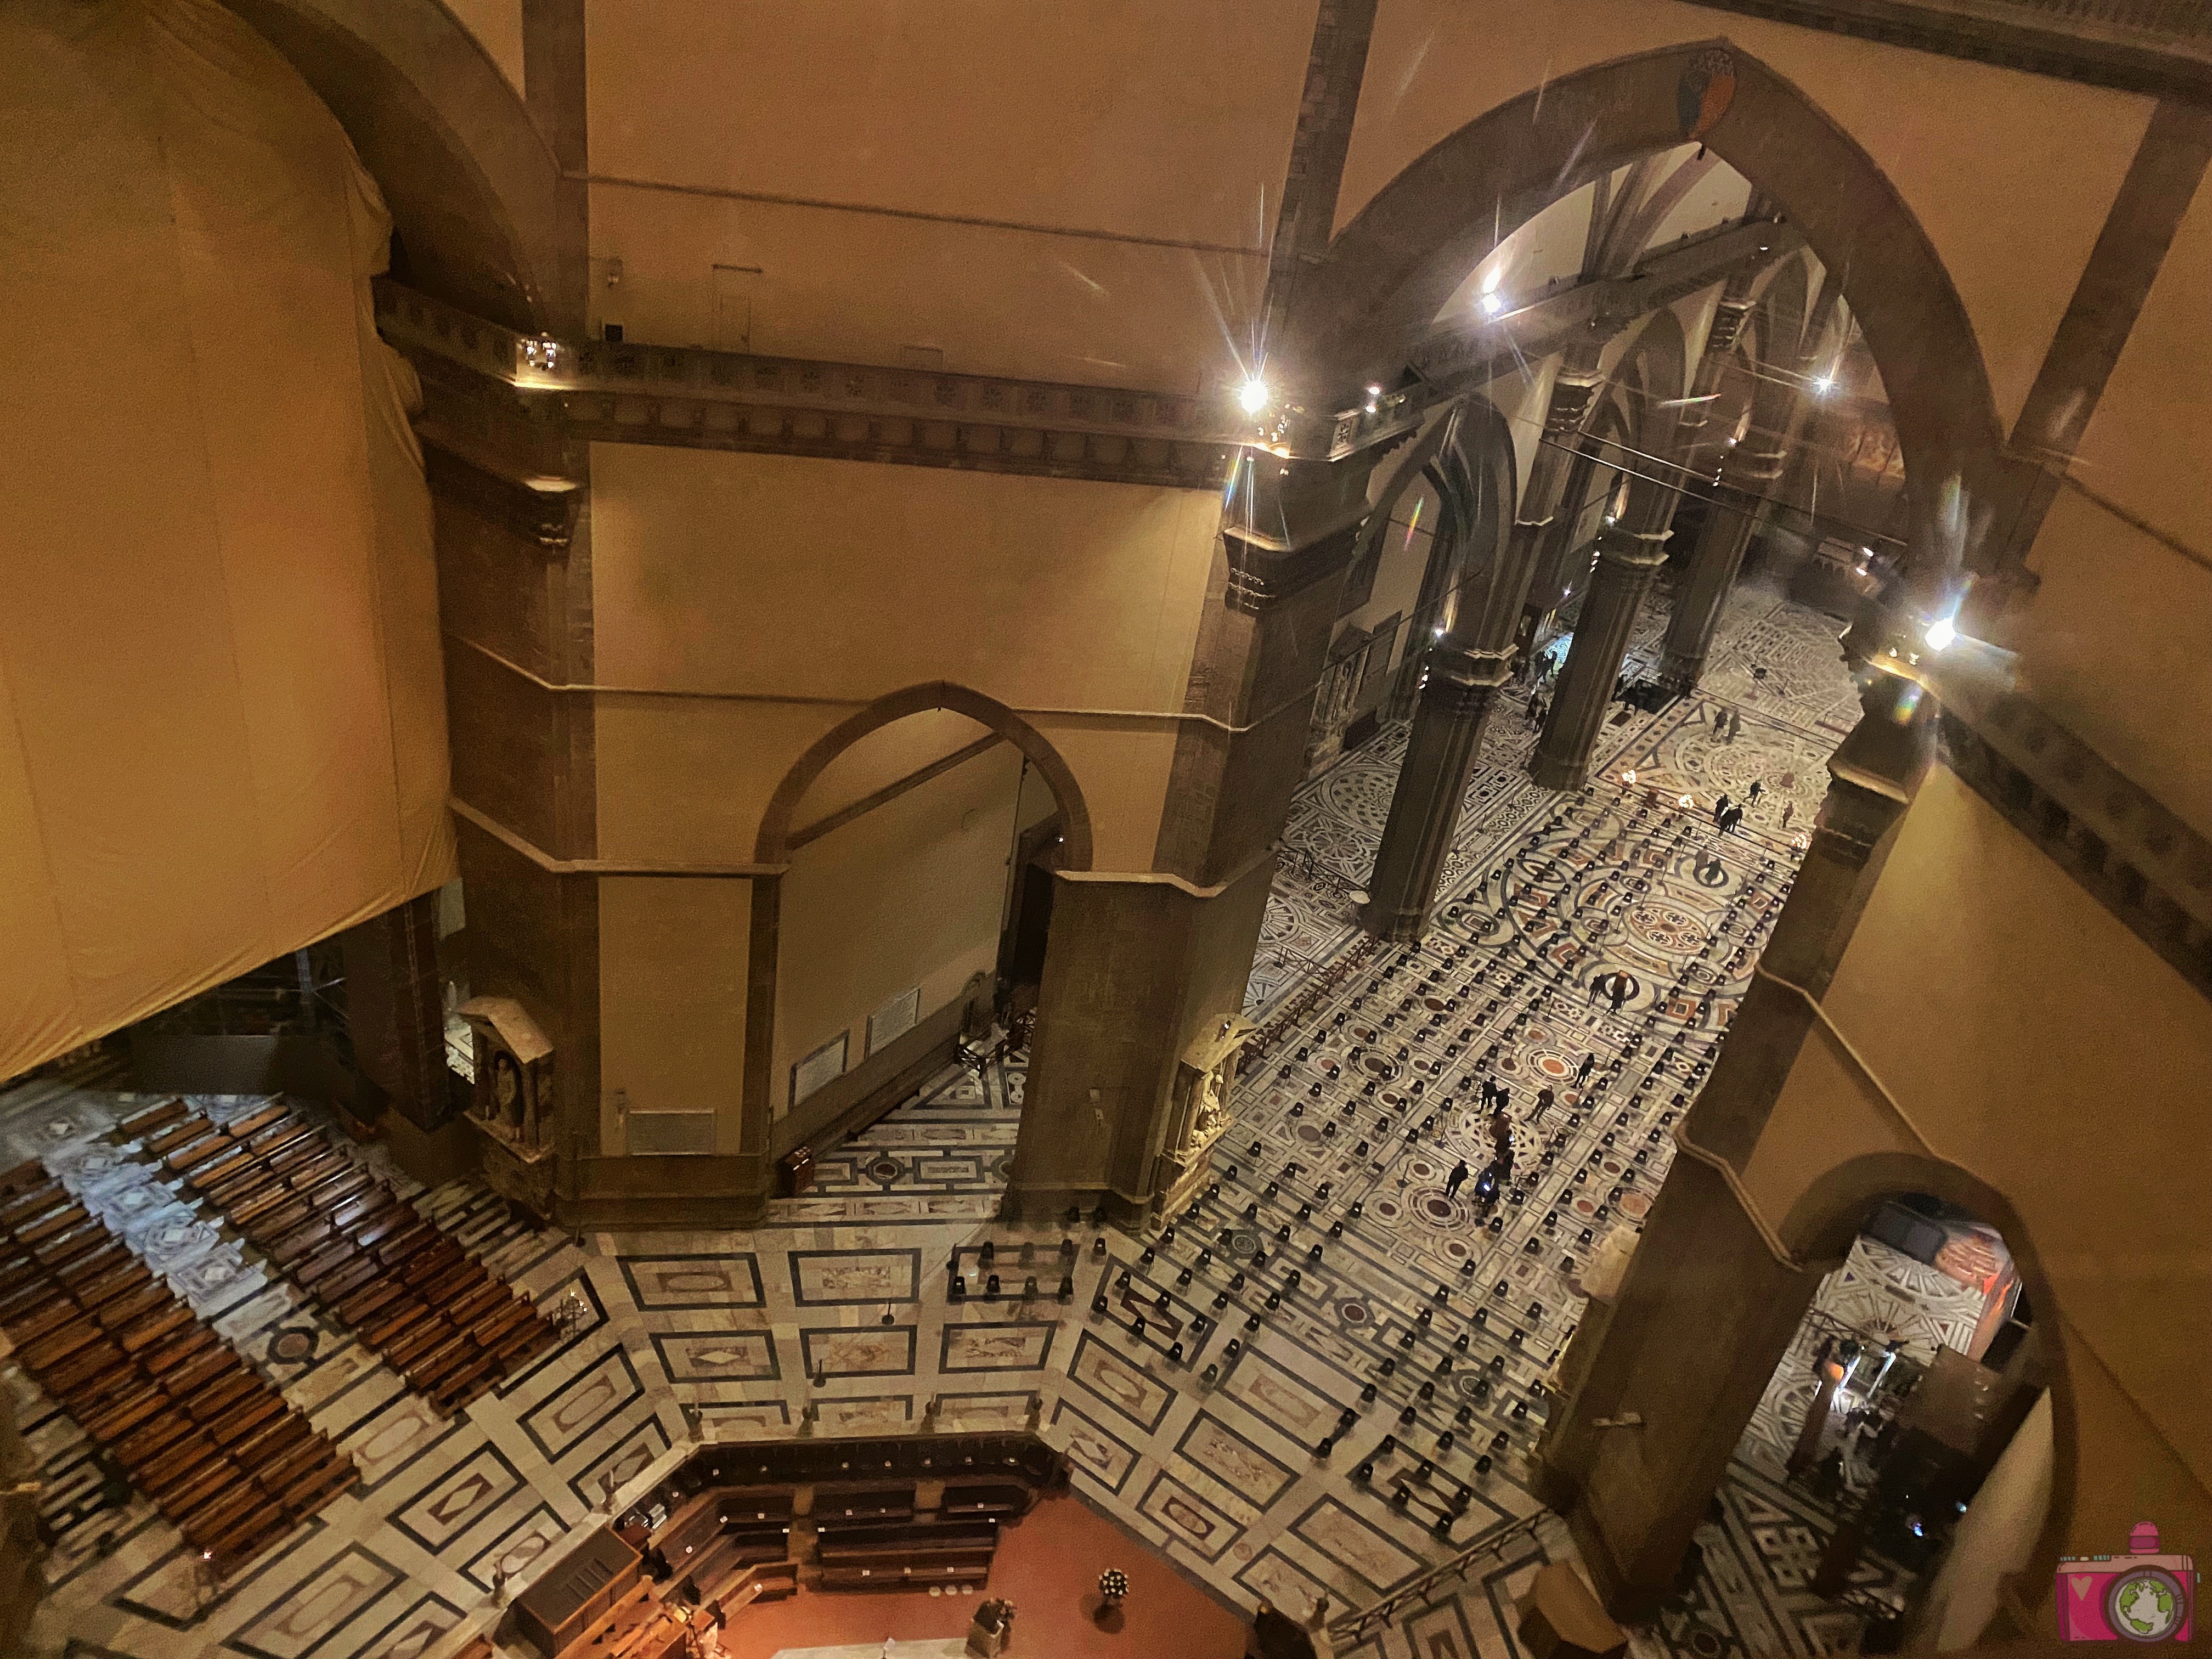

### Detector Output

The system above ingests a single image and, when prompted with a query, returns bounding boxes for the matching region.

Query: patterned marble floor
[4,579,1918,1659]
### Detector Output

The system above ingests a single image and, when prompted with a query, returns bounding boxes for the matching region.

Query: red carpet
[720,1491,1250,1658]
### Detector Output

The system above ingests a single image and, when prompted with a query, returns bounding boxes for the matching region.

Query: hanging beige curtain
[0,0,455,1080]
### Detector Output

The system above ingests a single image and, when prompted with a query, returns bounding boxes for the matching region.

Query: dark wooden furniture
[0,1159,354,1577]
[146,1108,560,1413]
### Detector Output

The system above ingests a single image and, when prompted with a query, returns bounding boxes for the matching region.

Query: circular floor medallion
[269,1329,317,1364]
[868,1157,905,1184]
[1336,1299,1370,1324]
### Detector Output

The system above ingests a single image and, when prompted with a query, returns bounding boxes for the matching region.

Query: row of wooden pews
[0,1155,356,1575]
[137,1101,558,1414]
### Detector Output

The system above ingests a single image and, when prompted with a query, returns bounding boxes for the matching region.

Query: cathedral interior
[2,3,2208,1657]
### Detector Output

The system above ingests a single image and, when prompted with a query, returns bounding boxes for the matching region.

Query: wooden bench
[223,1106,294,1143]
[146,1120,218,1160]
[117,1099,190,1141]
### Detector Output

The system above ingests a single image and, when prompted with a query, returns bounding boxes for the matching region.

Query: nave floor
[6,579,1906,1659]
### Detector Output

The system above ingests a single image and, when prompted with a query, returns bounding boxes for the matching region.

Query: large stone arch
[1779,1150,2078,1612]
[224,0,567,330]
[755,681,1095,871]
[1284,41,2005,575]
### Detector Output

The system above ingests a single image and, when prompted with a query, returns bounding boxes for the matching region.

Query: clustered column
[1659,435,1788,692]
[1359,340,1606,938]
[1361,650,1502,938]
[1529,512,1674,791]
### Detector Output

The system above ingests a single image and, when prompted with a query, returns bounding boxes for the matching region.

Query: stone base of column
[1358,896,1432,943]
[1658,649,1705,695]
[1530,748,1594,791]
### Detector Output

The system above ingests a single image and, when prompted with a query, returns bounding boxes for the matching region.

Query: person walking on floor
[1577,1052,1595,1086]
[1747,779,1764,803]
[1608,974,1630,1013]
[1713,792,1731,826]
[1446,1159,1471,1199]
[1781,801,1796,830]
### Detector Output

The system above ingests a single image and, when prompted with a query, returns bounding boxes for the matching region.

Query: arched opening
[754,685,1093,1162]
[1286,40,2005,594]
[1675,1187,2060,1652]
[1271,399,1517,928]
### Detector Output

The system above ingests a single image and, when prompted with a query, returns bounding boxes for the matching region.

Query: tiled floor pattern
[5,580,1918,1659]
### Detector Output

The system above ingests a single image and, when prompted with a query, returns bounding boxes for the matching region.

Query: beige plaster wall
[585,0,1313,246]
[597,876,751,1153]
[585,183,1263,393]
[588,443,1214,872]
[443,0,524,104]
[580,0,1310,380]
[772,743,1025,1118]
[1342,0,2150,433]
[1738,766,2212,1564]
[2066,168,2212,562]
[2013,487,2212,838]
[2010,170,2212,839]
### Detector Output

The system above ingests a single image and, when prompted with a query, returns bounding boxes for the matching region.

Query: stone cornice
[1672,0,2212,103]
[374,280,1240,491]
[1925,648,2212,998]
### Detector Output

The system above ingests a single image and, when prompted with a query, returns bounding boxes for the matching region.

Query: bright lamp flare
[1238,379,1271,415]
[1480,291,1505,317]
[1678,794,1694,809]
[1925,615,1957,651]
[1622,770,1636,785]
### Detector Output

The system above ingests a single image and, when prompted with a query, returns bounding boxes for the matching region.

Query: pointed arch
[1780,1150,2078,1606]
[227,0,566,330]
[1284,40,2004,572]
[756,683,1094,870]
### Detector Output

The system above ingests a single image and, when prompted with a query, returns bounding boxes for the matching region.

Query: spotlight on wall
[1924,614,1957,651]
[1238,379,1271,415]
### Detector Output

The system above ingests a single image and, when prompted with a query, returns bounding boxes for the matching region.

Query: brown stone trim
[737,871,782,1217]
[1934,671,2212,997]
[1994,99,2212,569]
[521,0,590,335]
[786,735,1006,851]
[754,684,1094,870]
[377,279,1237,491]
[449,798,778,877]
[1668,0,2212,104]
[421,433,582,550]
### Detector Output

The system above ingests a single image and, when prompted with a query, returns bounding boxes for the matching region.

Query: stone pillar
[340,891,451,1131]
[1011,442,1385,1223]
[1528,526,1670,790]
[1535,1153,1821,1617]
[1686,669,1937,1165]
[1361,652,1500,939]
[1658,436,1787,693]
[1534,670,1938,1619]
[1359,348,1604,940]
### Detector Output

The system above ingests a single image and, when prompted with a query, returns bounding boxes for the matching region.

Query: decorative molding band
[1673,0,2212,101]
[1929,655,2212,998]
[452,799,781,879]
[375,279,1239,491]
